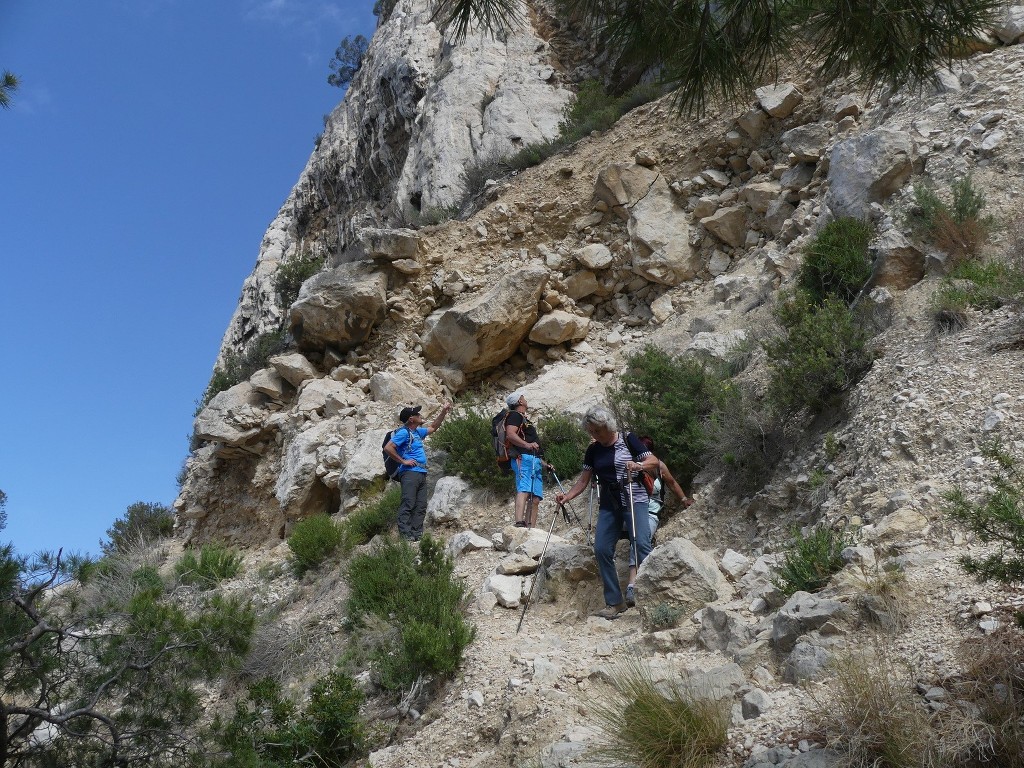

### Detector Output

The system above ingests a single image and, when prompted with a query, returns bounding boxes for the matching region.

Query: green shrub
[274,251,324,309]
[909,176,995,268]
[764,294,875,415]
[930,257,1024,331]
[287,514,343,574]
[214,671,363,768]
[339,486,401,552]
[591,655,729,768]
[347,535,475,690]
[101,501,175,555]
[431,406,510,493]
[645,602,684,631]
[609,346,729,488]
[798,217,874,304]
[945,445,1024,584]
[537,411,590,486]
[703,382,789,493]
[199,330,289,410]
[175,544,243,589]
[773,524,854,596]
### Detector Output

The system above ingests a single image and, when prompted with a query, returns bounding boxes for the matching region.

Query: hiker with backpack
[623,436,693,603]
[503,390,550,528]
[554,405,659,619]
[383,402,452,542]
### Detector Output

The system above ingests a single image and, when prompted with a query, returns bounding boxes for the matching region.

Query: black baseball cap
[399,405,422,423]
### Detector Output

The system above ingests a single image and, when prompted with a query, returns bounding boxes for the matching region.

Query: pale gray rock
[483,574,524,608]
[339,428,391,487]
[826,128,917,219]
[542,543,600,582]
[765,198,796,237]
[356,227,422,261]
[514,529,569,560]
[422,266,548,373]
[515,364,605,417]
[635,538,734,613]
[993,5,1024,43]
[687,330,748,363]
[755,84,803,118]
[742,688,771,719]
[863,508,929,543]
[742,181,781,214]
[713,275,754,305]
[629,175,700,284]
[565,270,601,300]
[651,293,674,323]
[782,640,834,683]
[296,378,352,415]
[427,476,470,524]
[698,606,755,654]
[721,548,752,580]
[833,95,861,121]
[533,657,561,685]
[497,553,541,575]
[780,163,815,192]
[447,530,494,559]
[368,371,428,405]
[782,124,830,163]
[694,196,718,218]
[702,169,731,189]
[275,419,340,516]
[708,250,732,275]
[576,243,613,270]
[738,108,768,140]
[529,310,591,345]
[250,367,287,399]
[289,263,388,353]
[869,226,925,289]
[701,205,748,248]
[270,353,319,387]
[193,382,268,447]
[771,592,847,652]
[594,163,660,220]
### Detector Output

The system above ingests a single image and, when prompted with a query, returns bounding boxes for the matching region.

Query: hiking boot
[625,584,636,607]
[595,603,628,620]
[514,520,527,528]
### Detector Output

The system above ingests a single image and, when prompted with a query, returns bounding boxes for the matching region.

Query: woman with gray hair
[555,405,659,618]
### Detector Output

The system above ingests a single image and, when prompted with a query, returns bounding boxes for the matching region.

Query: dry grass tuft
[590,654,729,768]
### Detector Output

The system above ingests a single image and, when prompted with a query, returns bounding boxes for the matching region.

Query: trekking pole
[587,479,596,540]
[549,468,592,546]
[516,500,561,635]
[626,467,639,575]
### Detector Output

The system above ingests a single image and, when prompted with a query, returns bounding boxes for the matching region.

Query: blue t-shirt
[391,426,429,474]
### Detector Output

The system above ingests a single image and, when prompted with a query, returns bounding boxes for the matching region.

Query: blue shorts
[513,454,544,498]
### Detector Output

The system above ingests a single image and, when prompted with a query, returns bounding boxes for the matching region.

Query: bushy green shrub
[199,330,289,410]
[339,486,401,552]
[773,524,854,596]
[274,251,324,309]
[909,176,995,268]
[287,514,343,574]
[764,294,875,415]
[101,501,175,555]
[347,535,475,690]
[431,406,509,493]
[945,445,1024,584]
[214,671,363,768]
[703,383,790,493]
[175,544,243,589]
[537,411,590,486]
[591,655,729,768]
[798,217,874,304]
[610,346,728,488]
[930,257,1024,331]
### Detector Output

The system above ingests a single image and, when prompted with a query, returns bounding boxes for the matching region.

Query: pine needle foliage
[590,654,729,768]
[945,445,1024,584]
[909,176,996,268]
[437,0,1000,115]
[175,544,243,589]
[287,515,343,575]
[798,218,875,305]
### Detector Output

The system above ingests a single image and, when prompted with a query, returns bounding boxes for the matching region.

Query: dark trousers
[397,471,428,539]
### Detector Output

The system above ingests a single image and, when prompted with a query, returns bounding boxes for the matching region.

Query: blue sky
[0,0,377,557]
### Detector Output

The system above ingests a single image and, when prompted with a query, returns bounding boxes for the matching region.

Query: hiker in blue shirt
[384,402,452,541]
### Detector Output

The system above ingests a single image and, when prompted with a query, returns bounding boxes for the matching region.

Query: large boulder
[529,310,590,345]
[422,266,548,372]
[193,382,268,447]
[869,226,926,289]
[771,591,847,652]
[368,371,429,405]
[826,129,917,219]
[339,428,390,487]
[635,538,734,612]
[355,227,422,261]
[275,419,343,516]
[289,263,388,353]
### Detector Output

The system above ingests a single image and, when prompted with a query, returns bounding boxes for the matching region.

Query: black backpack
[382,429,415,482]
[490,408,514,476]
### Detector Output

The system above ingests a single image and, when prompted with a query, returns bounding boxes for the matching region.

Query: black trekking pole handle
[549,468,592,546]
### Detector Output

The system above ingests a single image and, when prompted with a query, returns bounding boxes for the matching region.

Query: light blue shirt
[391,426,428,474]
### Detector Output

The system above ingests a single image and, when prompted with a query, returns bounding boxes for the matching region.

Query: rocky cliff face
[174,4,1024,766]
